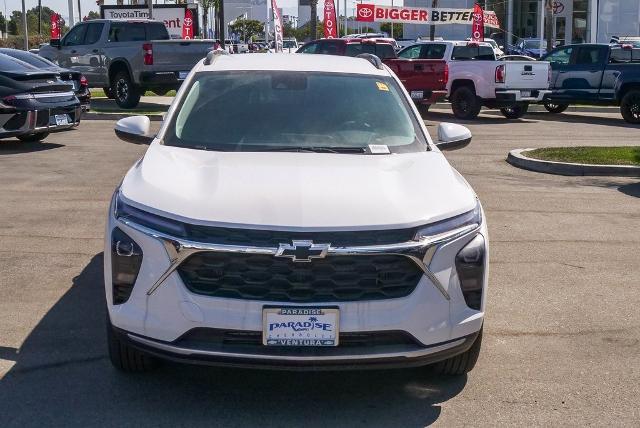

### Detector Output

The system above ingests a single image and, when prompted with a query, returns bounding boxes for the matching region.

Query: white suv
[106,52,489,375]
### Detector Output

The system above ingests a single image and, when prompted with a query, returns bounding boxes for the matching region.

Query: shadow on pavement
[618,182,640,198]
[90,98,170,113]
[0,141,64,155]
[426,110,536,125]
[0,253,467,427]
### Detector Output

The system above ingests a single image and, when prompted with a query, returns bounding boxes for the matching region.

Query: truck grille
[177,252,423,302]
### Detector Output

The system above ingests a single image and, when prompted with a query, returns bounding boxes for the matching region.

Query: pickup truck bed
[40,19,213,108]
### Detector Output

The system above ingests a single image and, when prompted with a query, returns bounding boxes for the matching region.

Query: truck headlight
[414,201,482,239]
[455,234,486,310]
[114,190,186,237]
[111,227,143,304]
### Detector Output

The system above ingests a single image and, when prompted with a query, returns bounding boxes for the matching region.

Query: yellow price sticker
[376,82,389,91]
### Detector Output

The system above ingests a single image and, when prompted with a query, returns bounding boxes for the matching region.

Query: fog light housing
[111,227,143,304]
[455,234,485,310]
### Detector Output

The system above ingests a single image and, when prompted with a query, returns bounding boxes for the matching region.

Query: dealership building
[403,0,640,45]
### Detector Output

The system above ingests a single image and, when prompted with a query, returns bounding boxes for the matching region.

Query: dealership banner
[471,3,484,41]
[356,4,500,28]
[271,0,284,52]
[324,0,337,39]
[50,13,60,40]
[182,9,194,39]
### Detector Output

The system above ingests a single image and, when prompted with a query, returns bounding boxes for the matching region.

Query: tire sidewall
[452,87,480,120]
[621,90,640,124]
[112,72,140,109]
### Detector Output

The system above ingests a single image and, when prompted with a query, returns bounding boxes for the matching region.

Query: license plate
[54,114,69,126]
[410,90,424,99]
[521,90,532,98]
[262,307,339,346]
[178,71,189,80]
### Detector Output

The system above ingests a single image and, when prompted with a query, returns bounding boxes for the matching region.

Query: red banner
[182,9,194,39]
[323,0,337,38]
[355,4,500,29]
[50,13,60,40]
[471,3,484,42]
[272,0,284,52]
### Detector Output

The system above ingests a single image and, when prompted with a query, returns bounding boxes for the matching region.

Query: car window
[610,48,640,63]
[421,44,446,59]
[375,44,396,59]
[63,24,88,46]
[147,22,170,40]
[0,49,55,68]
[575,46,604,65]
[398,45,421,59]
[108,22,147,42]
[451,45,495,60]
[164,71,426,153]
[0,54,39,71]
[84,23,104,45]
[297,42,318,54]
[546,47,573,65]
[317,41,340,55]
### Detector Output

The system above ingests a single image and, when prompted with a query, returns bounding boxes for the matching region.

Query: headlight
[111,227,143,304]
[455,234,485,310]
[414,200,482,239]
[114,190,186,237]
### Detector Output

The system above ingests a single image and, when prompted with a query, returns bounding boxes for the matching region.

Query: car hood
[120,143,477,230]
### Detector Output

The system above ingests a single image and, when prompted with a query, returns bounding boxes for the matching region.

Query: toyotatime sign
[101,5,199,38]
[356,4,500,28]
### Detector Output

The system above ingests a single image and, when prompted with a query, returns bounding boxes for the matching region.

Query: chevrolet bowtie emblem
[275,240,330,262]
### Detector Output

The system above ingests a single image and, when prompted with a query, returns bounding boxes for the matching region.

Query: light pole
[67,0,75,26]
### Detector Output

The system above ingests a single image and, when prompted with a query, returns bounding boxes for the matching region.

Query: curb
[506,148,640,177]
[83,112,164,121]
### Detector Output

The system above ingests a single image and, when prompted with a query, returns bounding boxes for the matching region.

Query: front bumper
[104,196,489,368]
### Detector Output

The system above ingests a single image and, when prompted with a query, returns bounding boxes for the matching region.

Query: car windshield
[163,71,426,153]
[283,40,297,48]
[524,40,547,49]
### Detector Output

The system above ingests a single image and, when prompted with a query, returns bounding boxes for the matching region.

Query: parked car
[540,43,640,123]
[296,38,397,59]
[609,36,640,48]
[396,38,417,50]
[107,52,488,375]
[0,48,90,111]
[283,38,299,53]
[386,42,450,115]
[465,38,504,57]
[39,19,215,108]
[509,38,548,58]
[0,53,81,142]
[433,41,551,119]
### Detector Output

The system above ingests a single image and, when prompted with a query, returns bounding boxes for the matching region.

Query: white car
[106,52,488,375]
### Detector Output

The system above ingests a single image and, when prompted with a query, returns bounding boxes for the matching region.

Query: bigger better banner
[356,4,500,28]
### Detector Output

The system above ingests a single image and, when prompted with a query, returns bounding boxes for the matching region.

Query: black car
[0,53,81,142]
[0,48,90,110]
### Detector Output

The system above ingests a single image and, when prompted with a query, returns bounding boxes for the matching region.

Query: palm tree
[200,0,217,39]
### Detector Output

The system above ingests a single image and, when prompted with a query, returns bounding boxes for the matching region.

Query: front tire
[500,103,529,119]
[431,328,483,376]
[107,314,158,372]
[17,132,49,142]
[451,86,482,120]
[543,101,569,114]
[620,90,640,124]
[112,71,141,109]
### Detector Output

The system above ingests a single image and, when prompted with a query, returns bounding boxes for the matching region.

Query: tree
[228,18,264,42]
[85,11,100,21]
[200,0,218,39]
[380,23,402,39]
[309,0,318,42]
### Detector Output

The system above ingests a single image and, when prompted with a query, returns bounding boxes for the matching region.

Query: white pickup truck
[434,41,551,119]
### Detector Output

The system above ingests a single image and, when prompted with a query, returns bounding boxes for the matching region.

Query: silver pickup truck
[40,19,214,108]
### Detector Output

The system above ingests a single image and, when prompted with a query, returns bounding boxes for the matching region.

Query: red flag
[182,9,194,39]
[323,0,337,39]
[271,0,284,52]
[50,13,60,40]
[471,3,484,42]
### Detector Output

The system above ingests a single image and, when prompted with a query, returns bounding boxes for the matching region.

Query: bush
[0,35,48,50]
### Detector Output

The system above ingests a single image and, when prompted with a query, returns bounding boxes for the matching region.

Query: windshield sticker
[376,82,389,91]
[369,144,390,154]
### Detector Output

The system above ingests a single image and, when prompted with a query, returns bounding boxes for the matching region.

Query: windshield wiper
[257,146,366,153]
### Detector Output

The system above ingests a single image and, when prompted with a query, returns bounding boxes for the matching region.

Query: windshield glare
[164,71,424,152]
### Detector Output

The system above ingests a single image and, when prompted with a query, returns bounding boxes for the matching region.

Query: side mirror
[115,116,153,145]
[50,38,61,48]
[435,123,472,151]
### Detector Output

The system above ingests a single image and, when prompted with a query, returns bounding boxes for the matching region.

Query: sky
[10,0,398,23]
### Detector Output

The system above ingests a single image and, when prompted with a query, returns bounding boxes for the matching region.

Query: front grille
[177,252,423,302]
[186,225,418,247]
[176,328,421,348]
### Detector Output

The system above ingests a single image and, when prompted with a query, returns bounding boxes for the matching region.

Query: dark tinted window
[398,45,421,59]
[0,49,55,68]
[297,42,318,54]
[0,54,38,71]
[420,44,446,59]
[609,48,640,63]
[108,22,147,42]
[575,46,604,65]
[375,44,396,59]
[317,41,341,55]
[85,23,104,45]
[147,22,170,40]
[63,24,88,46]
[545,46,573,64]
[451,45,495,60]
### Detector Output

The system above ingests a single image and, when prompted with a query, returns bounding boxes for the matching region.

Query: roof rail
[204,49,230,66]
[356,53,384,70]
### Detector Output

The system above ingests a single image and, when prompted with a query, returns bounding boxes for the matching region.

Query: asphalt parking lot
[1,110,639,426]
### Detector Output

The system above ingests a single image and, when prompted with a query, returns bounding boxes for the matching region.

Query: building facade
[403,0,639,46]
